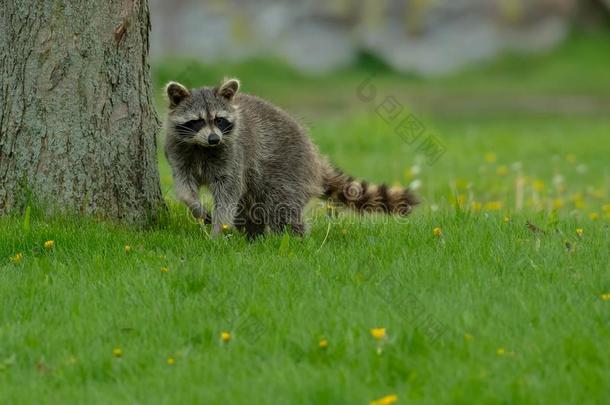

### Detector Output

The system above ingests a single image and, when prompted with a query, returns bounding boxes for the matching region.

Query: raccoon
[164,78,419,239]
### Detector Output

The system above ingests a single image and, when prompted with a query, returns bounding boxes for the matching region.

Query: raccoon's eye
[214,117,233,133]
[181,119,206,132]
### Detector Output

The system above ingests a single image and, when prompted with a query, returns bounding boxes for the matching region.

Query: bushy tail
[321,161,420,216]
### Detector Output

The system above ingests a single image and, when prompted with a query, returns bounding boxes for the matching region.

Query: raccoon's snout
[208,133,220,145]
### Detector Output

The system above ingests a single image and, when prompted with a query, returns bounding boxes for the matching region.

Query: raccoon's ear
[165,81,191,108]
[217,78,240,101]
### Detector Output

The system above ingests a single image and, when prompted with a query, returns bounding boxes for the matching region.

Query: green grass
[2,209,609,403]
[2,31,610,404]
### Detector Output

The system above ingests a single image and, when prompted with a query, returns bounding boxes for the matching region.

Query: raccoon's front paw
[196,212,213,225]
[189,202,212,224]
[201,211,212,225]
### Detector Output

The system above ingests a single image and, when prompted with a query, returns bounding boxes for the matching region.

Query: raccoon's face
[165,78,240,147]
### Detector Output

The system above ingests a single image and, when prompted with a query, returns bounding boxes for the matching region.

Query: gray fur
[164,78,418,239]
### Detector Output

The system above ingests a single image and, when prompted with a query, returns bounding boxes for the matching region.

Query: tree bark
[0,0,164,224]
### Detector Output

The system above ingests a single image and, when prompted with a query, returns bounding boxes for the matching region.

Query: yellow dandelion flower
[167,356,176,366]
[570,192,583,201]
[496,347,506,356]
[589,212,599,221]
[44,240,55,250]
[341,229,348,235]
[124,245,132,253]
[569,193,586,209]
[496,165,508,176]
[160,267,169,273]
[471,201,482,211]
[532,180,545,192]
[370,328,386,340]
[503,216,510,223]
[456,194,466,207]
[112,347,123,358]
[603,204,610,214]
[433,227,442,237]
[319,339,329,349]
[464,333,474,342]
[484,152,497,164]
[222,223,230,231]
[600,294,610,301]
[484,201,503,211]
[552,198,564,210]
[371,394,399,405]
[589,188,604,199]
[576,228,584,238]
[9,253,23,264]
[221,331,231,343]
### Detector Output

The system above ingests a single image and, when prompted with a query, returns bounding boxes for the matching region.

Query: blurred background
[151,0,609,75]
[151,0,610,218]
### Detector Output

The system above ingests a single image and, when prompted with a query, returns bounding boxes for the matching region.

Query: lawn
[1,32,610,404]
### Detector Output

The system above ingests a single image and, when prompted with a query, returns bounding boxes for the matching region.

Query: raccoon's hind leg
[267,201,306,237]
[234,201,266,240]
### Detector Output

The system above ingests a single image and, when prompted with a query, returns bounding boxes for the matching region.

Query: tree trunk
[0,0,164,224]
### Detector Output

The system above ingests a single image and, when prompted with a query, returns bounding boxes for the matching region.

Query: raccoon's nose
[208,133,220,145]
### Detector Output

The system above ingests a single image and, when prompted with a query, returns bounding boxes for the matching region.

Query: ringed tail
[321,162,420,215]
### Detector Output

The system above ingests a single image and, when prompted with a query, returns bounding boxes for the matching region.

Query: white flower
[409,179,422,190]
[410,164,421,176]
[552,174,564,187]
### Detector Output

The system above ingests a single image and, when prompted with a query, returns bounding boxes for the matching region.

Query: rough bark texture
[0,0,164,224]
